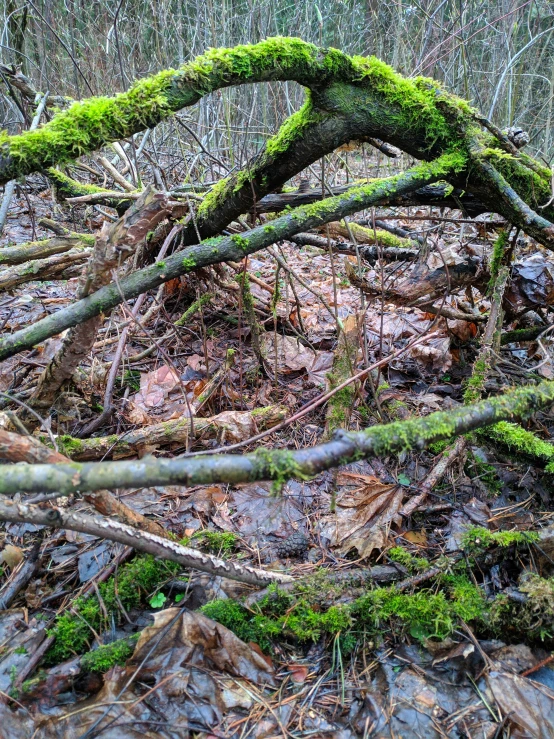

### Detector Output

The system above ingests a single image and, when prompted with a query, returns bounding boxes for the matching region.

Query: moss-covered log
[0,379,553,497]
[0,232,94,265]
[0,38,552,247]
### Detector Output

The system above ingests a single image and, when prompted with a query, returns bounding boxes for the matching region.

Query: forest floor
[0,158,554,738]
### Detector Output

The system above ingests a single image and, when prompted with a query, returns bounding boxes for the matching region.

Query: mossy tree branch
[0,380,553,497]
[0,153,461,362]
[1,38,552,246]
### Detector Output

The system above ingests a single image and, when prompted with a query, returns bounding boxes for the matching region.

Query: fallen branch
[0,379,553,496]
[0,500,293,586]
[0,233,93,265]
[0,154,462,362]
[0,428,168,538]
[399,435,467,517]
[289,232,420,263]
[254,183,489,217]
[57,404,288,460]
[0,247,91,291]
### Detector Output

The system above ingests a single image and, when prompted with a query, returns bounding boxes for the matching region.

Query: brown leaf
[0,544,24,569]
[320,473,404,558]
[135,365,180,408]
[131,608,276,685]
[403,529,428,546]
[288,664,309,683]
[487,670,554,738]
[260,333,316,373]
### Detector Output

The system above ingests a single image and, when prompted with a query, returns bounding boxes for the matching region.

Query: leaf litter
[2,161,554,739]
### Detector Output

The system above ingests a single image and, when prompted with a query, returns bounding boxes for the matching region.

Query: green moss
[174,293,213,326]
[444,574,488,622]
[3,67,176,174]
[490,574,554,642]
[485,422,554,469]
[203,572,487,651]
[463,357,489,404]
[253,448,312,492]
[480,148,552,210]
[388,546,429,572]
[429,440,450,454]
[201,587,351,651]
[56,435,84,457]
[488,229,509,293]
[197,178,231,218]
[460,526,539,554]
[191,530,238,554]
[265,98,326,158]
[182,256,196,269]
[81,635,139,673]
[231,234,250,251]
[343,221,413,249]
[45,554,180,664]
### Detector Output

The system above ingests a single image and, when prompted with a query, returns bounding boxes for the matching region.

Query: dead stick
[400,436,467,517]
[0,429,167,538]
[0,500,293,586]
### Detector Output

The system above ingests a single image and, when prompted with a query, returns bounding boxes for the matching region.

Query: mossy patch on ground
[80,635,139,673]
[45,554,181,664]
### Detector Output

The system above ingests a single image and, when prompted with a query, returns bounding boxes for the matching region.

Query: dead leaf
[409,334,452,372]
[403,529,428,546]
[288,664,309,683]
[131,608,276,685]
[320,469,404,558]
[307,350,334,386]
[260,333,316,373]
[0,544,24,569]
[488,670,554,738]
[135,365,180,408]
[124,400,153,425]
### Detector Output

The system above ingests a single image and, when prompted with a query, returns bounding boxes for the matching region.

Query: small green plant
[46,554,181,664]
[149,592,167,609]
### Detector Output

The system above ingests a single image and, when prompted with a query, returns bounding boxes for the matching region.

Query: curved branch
[0,153,462,361]
[0,38,457,185]
[2,37,552,243]
[0,379,552,496]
